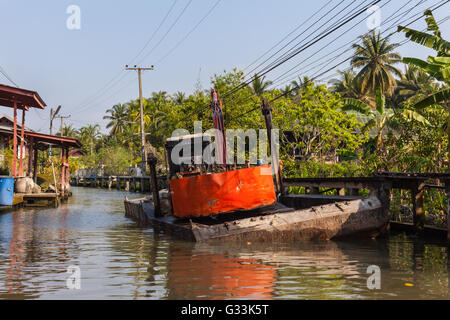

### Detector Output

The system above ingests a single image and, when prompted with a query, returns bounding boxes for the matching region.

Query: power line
[174,0,381,127]
[270,0,429,88]
[68,1,184,114]
[72,75,138,116]
[226,9,450,125]
[242,0,334,73]
[222,0,382,100]
[137,0,194,65]
[242,0,349,80]
[244,0,375,83]
[129,0,179,65]
[299,0,450,85]
[0,65,19,87]
[155,0,222,65]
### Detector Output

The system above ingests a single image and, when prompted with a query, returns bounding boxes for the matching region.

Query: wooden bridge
[283,172,450,240]
[70,175,168,193]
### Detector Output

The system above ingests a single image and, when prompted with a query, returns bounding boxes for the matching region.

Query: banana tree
[342,87,429,152]
[398,9,450,168]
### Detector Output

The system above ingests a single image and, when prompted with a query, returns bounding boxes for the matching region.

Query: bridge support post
[412,183,425,230]
[148,154,161,218]
[446,181,450,243]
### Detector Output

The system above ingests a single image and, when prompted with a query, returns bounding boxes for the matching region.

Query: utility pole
[49,105,62,156]
[125,65,154,173]
[55,114,71,136]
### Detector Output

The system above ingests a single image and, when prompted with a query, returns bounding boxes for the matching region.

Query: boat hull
[124,196,390,242]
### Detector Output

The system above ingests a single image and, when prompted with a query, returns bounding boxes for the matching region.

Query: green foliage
[274,83,367,162]
[282,158,367,179]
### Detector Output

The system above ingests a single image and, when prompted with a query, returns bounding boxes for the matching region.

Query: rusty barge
[124,90,394,242]
[125,193,390,242]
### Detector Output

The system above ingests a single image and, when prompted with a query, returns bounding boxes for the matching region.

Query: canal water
[0,187,448,300]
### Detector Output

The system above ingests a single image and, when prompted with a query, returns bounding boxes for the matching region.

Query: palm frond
[414,88,450,109]
[398,26,450,54]
[341,98,371,115]
[399,109,430,126]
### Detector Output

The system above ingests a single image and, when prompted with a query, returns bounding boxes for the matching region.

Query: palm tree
[173,91,186,105]
[151,91,168,107]
[61,124,77,137]
[393,65,438,105]
[282,85,295,99]
[78,124,101,156]
[351,31,402,96]
[128,99,166,129]
[291,76,310,91]
[250,74,272,96]
[103,103,128,136]
[330,70,374,106]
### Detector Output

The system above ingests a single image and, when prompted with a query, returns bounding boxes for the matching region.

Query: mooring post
[261,98,283,196]
[446,180,450,243]
[412,182,425,230]
[147,154,161,218]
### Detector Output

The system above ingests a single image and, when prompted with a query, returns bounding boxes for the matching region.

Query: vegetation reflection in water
[0,187,448,300]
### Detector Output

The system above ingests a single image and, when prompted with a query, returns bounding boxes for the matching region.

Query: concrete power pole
[56,115,71,136]
[125,65,154,173]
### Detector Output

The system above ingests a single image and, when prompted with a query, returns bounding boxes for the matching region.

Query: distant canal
[0,187,449,300]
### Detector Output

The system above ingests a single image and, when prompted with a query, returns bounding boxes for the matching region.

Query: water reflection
[0,187,448,300]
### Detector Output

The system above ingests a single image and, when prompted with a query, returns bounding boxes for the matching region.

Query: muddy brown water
[0,187,449,300]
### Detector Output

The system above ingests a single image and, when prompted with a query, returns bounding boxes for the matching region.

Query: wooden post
[65,148,69,188]
[12,100,18,176]
[61,148,65,193]
[412,183,425,230]
[261,99,283,195]
[148,154,161,217]
[446,181,450,243]
[27,137,34,177]
[33,144,38,183]
[19,109,26,177]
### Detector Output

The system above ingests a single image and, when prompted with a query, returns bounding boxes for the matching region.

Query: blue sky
[0,0,448,133]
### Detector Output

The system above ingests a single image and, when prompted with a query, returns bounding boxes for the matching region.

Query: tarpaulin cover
[170,165,277,218]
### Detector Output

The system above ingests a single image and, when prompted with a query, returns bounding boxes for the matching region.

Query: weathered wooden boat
[125,194,389,242]
[124,90,391,242]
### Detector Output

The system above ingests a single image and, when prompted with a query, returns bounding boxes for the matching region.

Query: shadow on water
[0,187,449,300]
